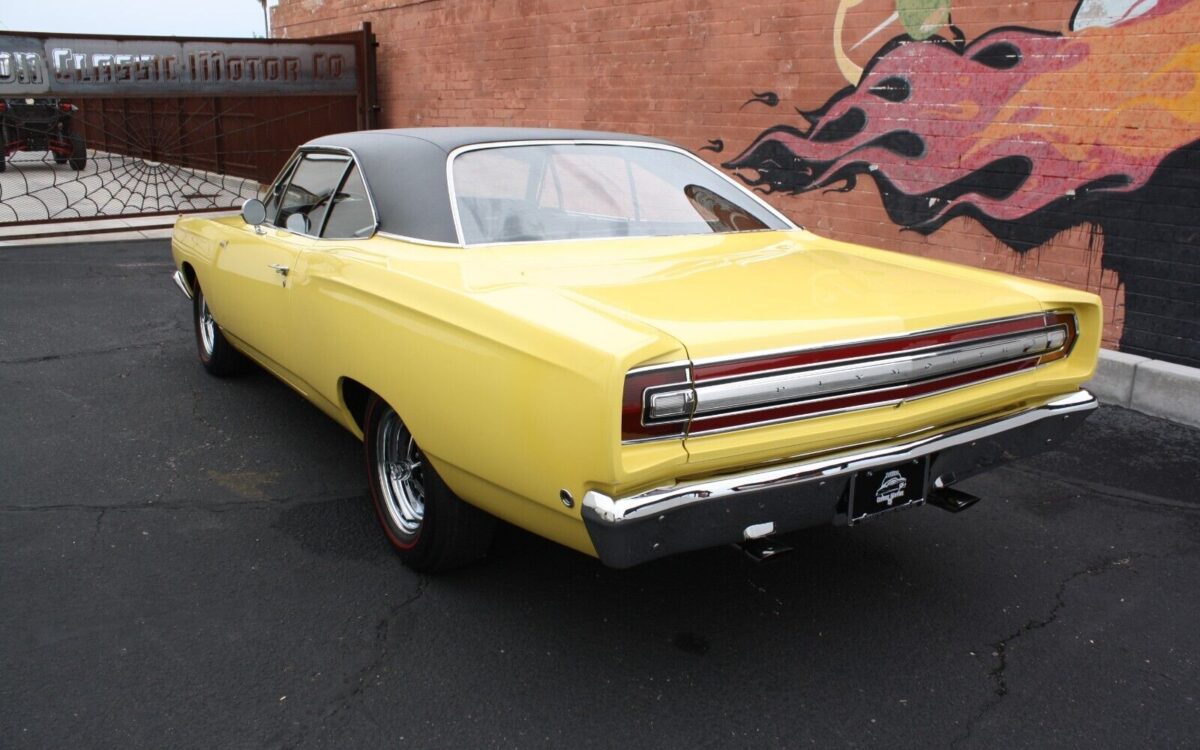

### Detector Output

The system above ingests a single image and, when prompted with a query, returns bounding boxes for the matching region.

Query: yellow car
[171,127,1100,571]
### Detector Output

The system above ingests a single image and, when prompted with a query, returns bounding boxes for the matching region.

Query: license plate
[848,457,928,524]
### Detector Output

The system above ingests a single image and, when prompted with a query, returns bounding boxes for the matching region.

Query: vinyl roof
[303,128,677,244]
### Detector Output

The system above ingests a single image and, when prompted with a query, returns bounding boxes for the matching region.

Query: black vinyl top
[304,128,677,244]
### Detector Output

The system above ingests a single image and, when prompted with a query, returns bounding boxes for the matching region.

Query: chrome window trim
[444,139,798,247]
[376,231,464,249]
[260,150,302,226]
[271,145,381,242]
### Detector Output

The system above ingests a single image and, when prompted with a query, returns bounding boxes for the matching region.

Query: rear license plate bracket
[848,457,929,524]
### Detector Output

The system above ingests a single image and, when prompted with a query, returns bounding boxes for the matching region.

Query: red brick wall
[274,0,1200,366]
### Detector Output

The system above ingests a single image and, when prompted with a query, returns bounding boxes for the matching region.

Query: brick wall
[274,0,1200,367]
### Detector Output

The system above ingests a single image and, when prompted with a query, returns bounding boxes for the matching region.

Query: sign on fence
[0,35,358,97]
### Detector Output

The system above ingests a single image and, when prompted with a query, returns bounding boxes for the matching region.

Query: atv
[0,97,87,173]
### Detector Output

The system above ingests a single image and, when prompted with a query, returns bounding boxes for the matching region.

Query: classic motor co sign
[0,34,357,97]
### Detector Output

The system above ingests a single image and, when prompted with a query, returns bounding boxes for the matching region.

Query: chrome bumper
[172,270,193,300]
[583,390,1097,568]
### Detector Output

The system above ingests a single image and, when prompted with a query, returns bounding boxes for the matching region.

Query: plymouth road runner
[170,128,1100,571]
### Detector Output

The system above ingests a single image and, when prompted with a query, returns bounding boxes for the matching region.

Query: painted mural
[719,0,1200,366]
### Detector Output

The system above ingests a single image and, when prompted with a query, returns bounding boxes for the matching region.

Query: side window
[275,153,351,234]
[321,164,376,239]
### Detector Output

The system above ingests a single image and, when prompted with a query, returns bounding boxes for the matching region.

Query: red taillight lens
[0,102,7,113]
[621,364,692,443]
[1037,310,1078,364]
[59,103,76,113]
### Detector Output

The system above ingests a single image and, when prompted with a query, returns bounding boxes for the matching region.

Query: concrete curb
[1085,349,1200,429]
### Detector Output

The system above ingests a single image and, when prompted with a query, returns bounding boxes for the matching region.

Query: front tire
[364,396,496,572]
[193,282,249,376]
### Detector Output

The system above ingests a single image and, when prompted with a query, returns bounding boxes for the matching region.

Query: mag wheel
[364,396,496,572]
[192,282,249,377]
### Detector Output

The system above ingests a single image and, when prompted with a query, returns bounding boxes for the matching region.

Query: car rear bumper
[582,389,1097,568]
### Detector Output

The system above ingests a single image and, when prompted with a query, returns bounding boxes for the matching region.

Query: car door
[213,151,351,375]
[287,160,380,405]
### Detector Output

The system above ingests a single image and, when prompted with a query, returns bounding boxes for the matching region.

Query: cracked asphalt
[2,239,1199,749]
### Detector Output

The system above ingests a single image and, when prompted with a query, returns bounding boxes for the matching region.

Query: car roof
[303,127,678,244]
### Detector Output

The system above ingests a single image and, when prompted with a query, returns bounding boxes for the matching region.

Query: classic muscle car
[170,127,1100,571]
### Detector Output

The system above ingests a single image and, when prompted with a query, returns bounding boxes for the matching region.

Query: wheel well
[181,262,198,295]
[340,377,372,430]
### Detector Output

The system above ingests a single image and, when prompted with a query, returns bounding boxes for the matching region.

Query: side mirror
[241,198,267,226]
[285,212,310,235]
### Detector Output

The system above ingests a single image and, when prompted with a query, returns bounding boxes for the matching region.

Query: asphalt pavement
[2,239,1199,749]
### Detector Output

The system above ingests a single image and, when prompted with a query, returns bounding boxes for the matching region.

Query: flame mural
[721,0,1200,365]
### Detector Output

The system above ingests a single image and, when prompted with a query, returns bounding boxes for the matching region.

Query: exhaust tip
[927,486,981,513]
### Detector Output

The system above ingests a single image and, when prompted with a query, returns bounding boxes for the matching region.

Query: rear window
[451,144,789,245]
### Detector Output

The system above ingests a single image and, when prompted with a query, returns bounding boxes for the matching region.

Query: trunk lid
[481,230,1043,360]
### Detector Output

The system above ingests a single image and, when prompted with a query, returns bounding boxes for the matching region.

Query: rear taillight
[621,364,693,443]
[0,102,7,113]
[621,311,1079,442]
[1037,310,1077,364]
[59,103,77,113]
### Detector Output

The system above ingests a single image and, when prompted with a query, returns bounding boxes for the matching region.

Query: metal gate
[0,25,378,237]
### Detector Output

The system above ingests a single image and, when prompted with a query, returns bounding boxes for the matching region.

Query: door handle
[269,264,290,287]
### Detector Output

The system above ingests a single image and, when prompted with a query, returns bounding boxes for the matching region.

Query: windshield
[451,143,790,245]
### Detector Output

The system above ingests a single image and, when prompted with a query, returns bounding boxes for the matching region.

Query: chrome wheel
[198,294,216,357]
[374,409,426,541]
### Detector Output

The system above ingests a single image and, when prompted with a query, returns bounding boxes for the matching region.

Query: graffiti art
[720,0,1200,366]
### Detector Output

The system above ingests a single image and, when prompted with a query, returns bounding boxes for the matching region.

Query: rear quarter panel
[291,236,689,555]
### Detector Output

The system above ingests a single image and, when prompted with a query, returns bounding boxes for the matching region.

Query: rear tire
[364,396,496,572]
[193,282,250,377]
[68,132,86,171]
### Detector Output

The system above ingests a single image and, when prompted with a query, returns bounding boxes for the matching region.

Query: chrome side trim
[172,270,193,300]
[586,389,1097,525]
[376,231,463,248]
[444,139,798,247]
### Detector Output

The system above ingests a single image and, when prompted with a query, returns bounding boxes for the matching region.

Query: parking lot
[2,238,1198,748]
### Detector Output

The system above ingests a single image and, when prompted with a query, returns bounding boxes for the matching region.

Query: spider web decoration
[0,150,260,223]
[1,97,356,224]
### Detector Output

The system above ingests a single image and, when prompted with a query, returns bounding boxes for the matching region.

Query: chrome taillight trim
[689,326,1067,416]
[684,358,1039,437]
[619,310,1078,443]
